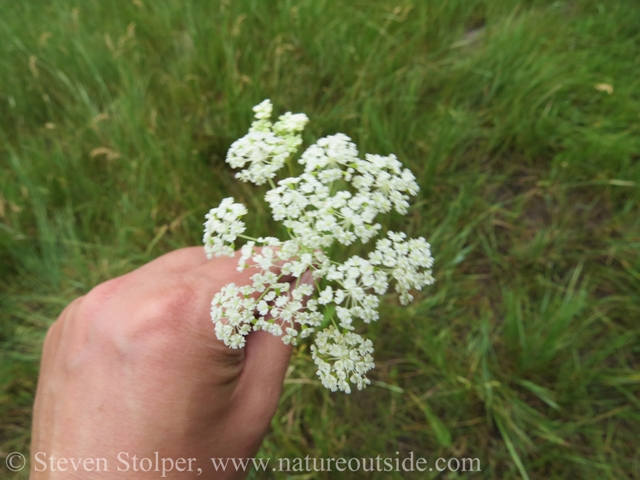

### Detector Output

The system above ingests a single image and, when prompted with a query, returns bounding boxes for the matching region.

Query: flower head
[226,99,308,185]
[202,100,434,393]
[311,327,375,393]
[203,198,247,258]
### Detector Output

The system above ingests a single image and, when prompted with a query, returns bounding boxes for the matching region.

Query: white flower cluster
[226,100,308,185]
[311,327,374,393]
[202,100,434,393]
[203,198,247,258]
[264,133,419,249]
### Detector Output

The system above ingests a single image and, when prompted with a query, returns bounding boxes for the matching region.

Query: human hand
[31,247,303,479]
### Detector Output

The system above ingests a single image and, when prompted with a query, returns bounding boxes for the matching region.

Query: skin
[30,247,303,479]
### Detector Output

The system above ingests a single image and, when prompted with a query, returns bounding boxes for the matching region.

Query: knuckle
[60,273,201,359]
[124,276,199,341]
[159,279,199,317]
[81,276,128,316]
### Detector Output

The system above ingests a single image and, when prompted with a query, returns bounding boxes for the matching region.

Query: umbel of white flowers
[203,100,434,393]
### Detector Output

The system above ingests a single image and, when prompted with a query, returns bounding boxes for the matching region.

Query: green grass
[1,0,639,478]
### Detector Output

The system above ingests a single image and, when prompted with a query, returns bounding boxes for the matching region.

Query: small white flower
[318,286,333,305]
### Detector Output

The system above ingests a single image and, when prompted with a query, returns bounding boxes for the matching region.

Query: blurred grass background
[1,0,639,478]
